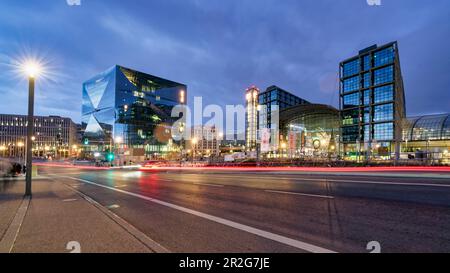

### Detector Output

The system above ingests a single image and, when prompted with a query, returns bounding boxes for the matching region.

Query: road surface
[31,166,450,253]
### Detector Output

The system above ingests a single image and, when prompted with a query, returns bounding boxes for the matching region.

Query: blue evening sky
[0,0,449,123]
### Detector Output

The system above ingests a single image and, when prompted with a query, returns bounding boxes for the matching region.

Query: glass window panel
[343,92,359,109]
[374,47,395,67]
[374,103,394,122]
[363,73,371,88]
[342,109,360,126]
[374,122,394,141]
[343,76,361,92]
[374,66,393,86]
[342,126,359,142]
[363,55,371,71]
[363,89,371,105]
[363,107,371,123]
[363,124,371,142]
[374,85,394,103]
[343,59,360,77]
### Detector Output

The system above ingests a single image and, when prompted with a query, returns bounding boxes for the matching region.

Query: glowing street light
[22,61,42,78]
[21,59,43,197]
[115,136,123,144]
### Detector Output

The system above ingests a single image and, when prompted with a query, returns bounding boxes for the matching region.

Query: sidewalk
[0,178,159,253]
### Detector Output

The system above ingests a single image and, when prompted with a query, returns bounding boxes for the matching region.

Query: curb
[0,196,31,253]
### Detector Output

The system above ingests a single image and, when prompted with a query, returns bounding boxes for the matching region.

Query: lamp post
[23,61,41,197]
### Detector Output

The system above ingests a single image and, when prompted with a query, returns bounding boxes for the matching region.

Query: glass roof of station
[403,114,450,141]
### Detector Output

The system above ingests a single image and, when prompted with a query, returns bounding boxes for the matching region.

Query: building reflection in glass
[82,65,187,161]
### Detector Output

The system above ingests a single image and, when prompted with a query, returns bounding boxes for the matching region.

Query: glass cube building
[82,65,186,161]
[339,42,406,160]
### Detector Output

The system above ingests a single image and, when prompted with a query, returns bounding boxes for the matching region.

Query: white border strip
[0,196,30,253]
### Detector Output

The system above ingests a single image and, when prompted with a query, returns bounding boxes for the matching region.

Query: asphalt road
[37,166,450,253]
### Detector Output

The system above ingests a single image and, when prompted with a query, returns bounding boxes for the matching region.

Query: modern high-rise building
[0,114,78,159]
[340,42,406,160]
[82,65,187,161]
[245,86,259,151]
[258,85,310,131]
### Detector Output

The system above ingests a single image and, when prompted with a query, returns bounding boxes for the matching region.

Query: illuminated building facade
[82,65,187,161]
[245,86,259,151]
[258,85,310,152]
[190,126,220,157]
[340,42,406,161]
[280,104,340,158]
[0,114,78,159]
[402,114,450,164]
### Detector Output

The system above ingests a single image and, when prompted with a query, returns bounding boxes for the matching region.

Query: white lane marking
[265,190,334,199]
[62,198,78,202]
[62,176,335,253]
[193,183,224,188]
[172,174,450,188]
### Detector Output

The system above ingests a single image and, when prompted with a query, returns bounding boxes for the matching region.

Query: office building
[258,85,310,152]
[82,65,187,162]
[340,42,406,161]
[0,114,78,159]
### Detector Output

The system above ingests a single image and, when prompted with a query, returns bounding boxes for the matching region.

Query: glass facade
[339,42,406,160]
[403,114,450,141]
[280,104,340,158]
[258,85,309,130]
[82,65,186,159]
[343,76,360,93]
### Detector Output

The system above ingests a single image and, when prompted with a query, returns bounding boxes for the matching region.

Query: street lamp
[22,61,42,197]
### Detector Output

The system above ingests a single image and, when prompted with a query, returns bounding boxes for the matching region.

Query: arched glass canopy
[403,114,450,141]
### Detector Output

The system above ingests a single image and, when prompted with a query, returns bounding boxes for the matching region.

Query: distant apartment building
[340,42,406,160]
[190,126,220,157]
[0,114,78,158]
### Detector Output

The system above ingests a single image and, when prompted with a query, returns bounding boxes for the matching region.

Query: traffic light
[83,138,89,145]
[106,152,115,162]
